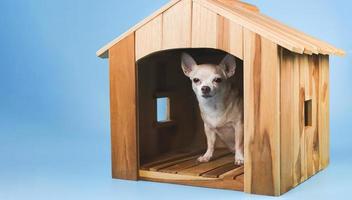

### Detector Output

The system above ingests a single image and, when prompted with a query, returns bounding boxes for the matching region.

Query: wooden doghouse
[96,0,344,196]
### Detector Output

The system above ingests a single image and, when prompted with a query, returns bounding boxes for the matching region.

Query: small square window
[156,97,170,122]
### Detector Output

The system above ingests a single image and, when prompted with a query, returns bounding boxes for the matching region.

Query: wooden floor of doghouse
[139,149,244,191]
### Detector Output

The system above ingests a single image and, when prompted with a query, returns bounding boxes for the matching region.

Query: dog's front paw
[197,155,212,162]
[234,152,244,165]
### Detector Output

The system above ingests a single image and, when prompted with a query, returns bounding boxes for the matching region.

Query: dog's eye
[213,78,222,83]
[193,78,200,83]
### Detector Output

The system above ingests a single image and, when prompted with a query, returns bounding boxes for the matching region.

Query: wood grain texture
[162,0,192,49]
[193,0,344,56]
[318,55,330,169]
[279,50,329,194]
[218,165,244,179]
[109,34,138,180]
[136,14,162,60]
[98,0,344,58]
[139,171,243,191]
[280,49,295,192]
[243,28,280,196]
[215,0,259,12]
[178,155,234,176]
[201,163,239,178]
[298,54,308,181]
[214,0,319,55]
[196,0,304,54]
[192,1,218,48]
[217,15,243,59]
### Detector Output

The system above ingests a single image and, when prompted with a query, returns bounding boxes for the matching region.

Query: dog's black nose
[201,86,211,94]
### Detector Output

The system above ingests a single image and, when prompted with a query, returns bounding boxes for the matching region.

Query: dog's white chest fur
[198,88,243,149]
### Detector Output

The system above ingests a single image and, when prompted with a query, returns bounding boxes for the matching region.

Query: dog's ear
[219,54,237,78]
[181,53,197,77]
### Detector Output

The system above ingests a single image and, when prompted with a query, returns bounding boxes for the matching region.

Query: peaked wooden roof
[97,0,345,58]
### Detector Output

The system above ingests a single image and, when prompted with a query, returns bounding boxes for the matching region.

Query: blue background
[0,0,351,199]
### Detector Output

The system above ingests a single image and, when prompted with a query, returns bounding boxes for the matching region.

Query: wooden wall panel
[162,0,192,49]
[280,51,328,194]
[243,29,280,196]
[318,55,330,169]
[217,16,243,59]
[280,49,296,192]
[192,2,218,48]
[109,34,138,180]
[306,55,320,178]
[280,49,302,193]
[298,55,308,181]
[136,15,163,60]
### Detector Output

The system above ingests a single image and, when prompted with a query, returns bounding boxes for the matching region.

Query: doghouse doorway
[137,48,244,191]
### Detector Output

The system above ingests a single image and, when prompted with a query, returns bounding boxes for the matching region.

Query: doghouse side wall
[280,48,330,193]
[109,34,138,180]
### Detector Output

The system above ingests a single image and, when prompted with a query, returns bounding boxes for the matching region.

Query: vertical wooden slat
[244,28,280,196]
[217,15,243,59]
[162,0,192,49]
[279,49,294,192]
[192,2,217,48]
[292,54,301,186]
[318,55,330,169]
[298,55,308,181]
[136,15,163,60]
[109,34,138,180]
[280,50,302,193]
[305,55,320,177]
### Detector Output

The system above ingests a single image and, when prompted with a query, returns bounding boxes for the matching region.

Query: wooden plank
[218,165,244,180]
[243,29,280,196]
[200,0,345,56]
[136,14,162,60]
[201,162,239,178]
[215,0,259,12]
[217,15,243,59]
[150,154,201,172]
[248,9,342,56]
[192,1,218,48]
[318,55,330,169]
[96,0,181,58]
[178,155,234,176]
[299,55,308,181]
[235,174,244,182]
[279,49,295,193]
[160,158,200,174]
[162,0,192,49]
[139,170,216,181]
[139,170,243,191]
[141,150,202,170]
[306,55,320,177]
[292,54,301,186]
[160,149,230,173]
[109,34,138,180]
[212,0,319,55]
[279,49,302,193]
[195,0,305,54]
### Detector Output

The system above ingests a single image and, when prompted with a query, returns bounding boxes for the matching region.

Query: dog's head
[181,53,237,99]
